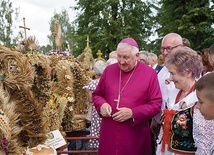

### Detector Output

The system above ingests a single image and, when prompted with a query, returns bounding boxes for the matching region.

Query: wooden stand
[57,130,99,154]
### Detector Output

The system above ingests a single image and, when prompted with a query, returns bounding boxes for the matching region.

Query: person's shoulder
[158,66,170,80]
[157,64,164,69]
[138,62,157,74]
[89,79,99,85]
[156,64,164,73]
[158,66,167,74]
[103,63,119,74]
[106,62,118,69]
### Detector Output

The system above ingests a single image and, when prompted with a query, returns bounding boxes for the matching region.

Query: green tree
[156,0,214,50]
[47,9,75,55]
[40,44,52,54]
[72,0,157,58]
[0,0,14,47]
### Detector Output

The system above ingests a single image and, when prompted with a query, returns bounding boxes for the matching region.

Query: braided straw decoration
[51,59,75,132]
[0,45,34,90]
[77,46,95,71]
[62,59,90,131]
[0,46,47,148]
[28,53,52,108]
[0,109,11,140]
[0,83,22,155]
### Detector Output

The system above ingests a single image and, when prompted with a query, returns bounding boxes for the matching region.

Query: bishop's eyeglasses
[161,44,181,52]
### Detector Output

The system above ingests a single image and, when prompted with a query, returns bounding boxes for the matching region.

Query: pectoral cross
[19,17,30,39]
[114,94,120,108]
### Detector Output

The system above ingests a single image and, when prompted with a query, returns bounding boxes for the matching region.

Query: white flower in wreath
[69,106,74,111]
[66,86,71,90]
[68,97,75,102]
[59,97,67,103]
[64,93,68,96]
[65,75,71,79]
[62,66,66,70]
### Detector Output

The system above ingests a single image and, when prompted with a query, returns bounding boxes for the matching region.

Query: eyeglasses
[161,44,181,52]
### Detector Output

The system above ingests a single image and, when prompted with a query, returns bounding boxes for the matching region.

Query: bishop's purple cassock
[93,61,162,155]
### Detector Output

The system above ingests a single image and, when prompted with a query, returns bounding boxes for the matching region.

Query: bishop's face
[117,47,138,72]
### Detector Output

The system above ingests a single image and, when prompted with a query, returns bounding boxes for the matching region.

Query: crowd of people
[85,33,214,155]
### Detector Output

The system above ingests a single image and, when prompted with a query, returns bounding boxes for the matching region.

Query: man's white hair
[117,43,139,55]
[94,60,107,75]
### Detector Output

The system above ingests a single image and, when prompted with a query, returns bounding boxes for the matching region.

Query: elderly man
[152,33,183,115]
[93,37,162,155]
[148,52,163,73]
[158,33,183,108]
[150,33,183,153]
[139,50,149,65]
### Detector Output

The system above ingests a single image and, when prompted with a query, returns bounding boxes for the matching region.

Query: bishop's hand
[100,103,112,117]
[112,107,133,122]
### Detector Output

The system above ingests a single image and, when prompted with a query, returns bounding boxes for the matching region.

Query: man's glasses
[161,44,181,52]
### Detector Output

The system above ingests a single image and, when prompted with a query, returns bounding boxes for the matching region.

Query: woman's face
[168,64,189,90]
